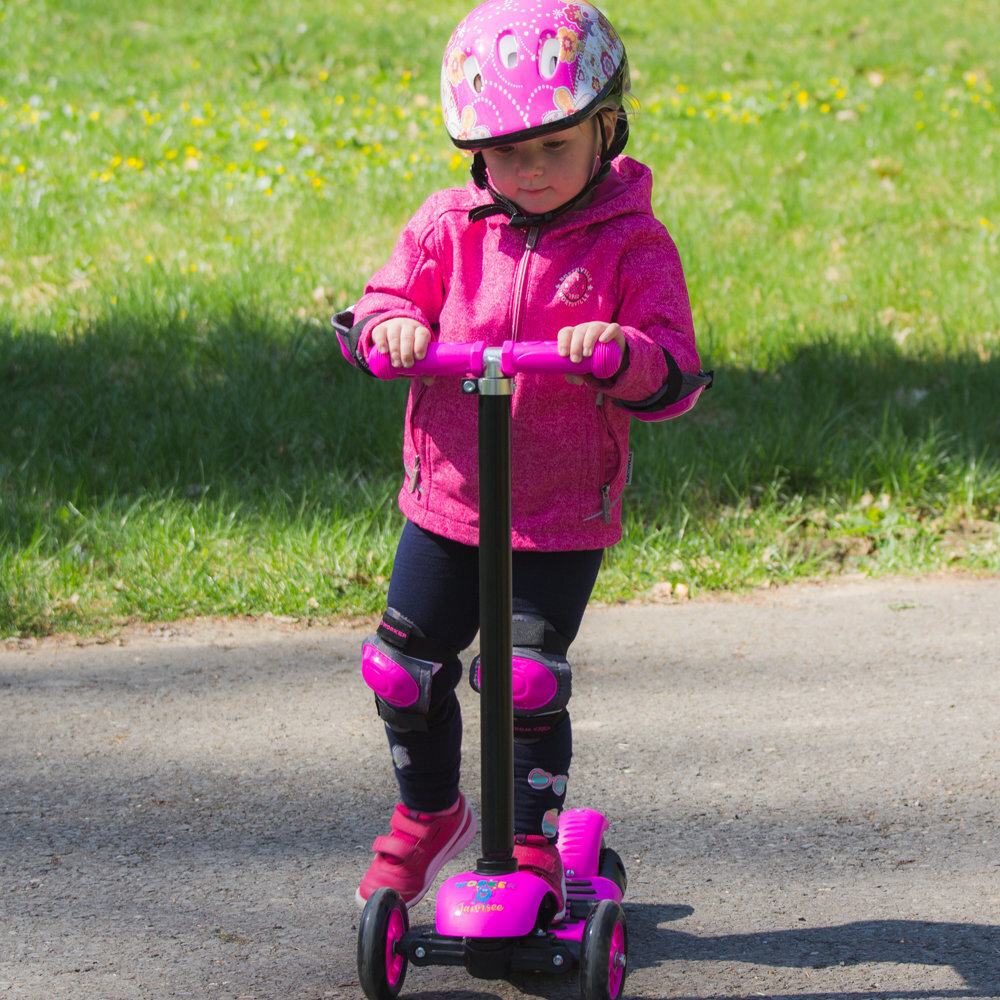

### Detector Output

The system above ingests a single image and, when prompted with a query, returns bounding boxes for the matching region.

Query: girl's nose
[515,148,544,177]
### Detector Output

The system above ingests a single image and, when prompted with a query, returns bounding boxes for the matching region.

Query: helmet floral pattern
[557,26,584,63]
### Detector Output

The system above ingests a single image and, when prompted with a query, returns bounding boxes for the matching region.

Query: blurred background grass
[1,0,998,635]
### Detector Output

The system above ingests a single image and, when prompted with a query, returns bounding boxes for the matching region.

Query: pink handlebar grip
[366,341,486,380]
[588,340,624,380]
[500,340,622,379]
[365,339,623,381]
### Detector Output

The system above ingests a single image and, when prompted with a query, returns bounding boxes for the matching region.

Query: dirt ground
[1,572,998,1000]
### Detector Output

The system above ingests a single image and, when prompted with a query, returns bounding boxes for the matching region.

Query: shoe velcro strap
[372,832,421,863]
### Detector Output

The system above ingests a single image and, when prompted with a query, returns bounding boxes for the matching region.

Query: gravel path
[1,573,998,999]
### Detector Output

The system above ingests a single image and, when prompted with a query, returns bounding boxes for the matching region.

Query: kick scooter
[356,339,629,1000]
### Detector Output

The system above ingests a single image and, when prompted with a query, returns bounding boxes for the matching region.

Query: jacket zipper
[403,383,427,497]
[584,396,623,525]
[509,226,539,340]
[583,482,617,524]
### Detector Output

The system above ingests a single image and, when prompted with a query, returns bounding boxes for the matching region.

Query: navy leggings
[380,520,604,835]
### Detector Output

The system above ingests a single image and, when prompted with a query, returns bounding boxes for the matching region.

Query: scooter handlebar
[366,339,623,382]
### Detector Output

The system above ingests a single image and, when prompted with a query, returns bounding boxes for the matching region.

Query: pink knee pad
[470,648,571,717]
[362,635,441,729]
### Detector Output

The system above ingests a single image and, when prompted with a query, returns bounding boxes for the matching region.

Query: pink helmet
[441,0,630,149]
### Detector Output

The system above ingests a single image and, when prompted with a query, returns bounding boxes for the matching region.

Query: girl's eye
[544,141,566,151]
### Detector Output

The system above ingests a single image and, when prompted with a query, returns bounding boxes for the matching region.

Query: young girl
[336,0,709,919]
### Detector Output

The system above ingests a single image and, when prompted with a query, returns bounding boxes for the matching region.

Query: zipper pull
[405,455,421,495]
[600,483,611,524]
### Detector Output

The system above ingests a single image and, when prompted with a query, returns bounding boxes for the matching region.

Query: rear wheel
[579,899,628,1000]
[357,888,409,1000]
[598,845,628,895]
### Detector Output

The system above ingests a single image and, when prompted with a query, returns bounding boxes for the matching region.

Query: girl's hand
[557,322,626,385]
[371,318,432,369]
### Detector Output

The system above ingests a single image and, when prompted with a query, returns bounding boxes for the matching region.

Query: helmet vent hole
[463,55,482,92]
[498,32,519,69]
[538,36,561,79]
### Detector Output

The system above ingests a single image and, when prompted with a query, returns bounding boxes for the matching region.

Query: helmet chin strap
[467,115,615,228]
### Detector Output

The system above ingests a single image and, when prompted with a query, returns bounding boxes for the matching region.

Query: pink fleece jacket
[351,155,700,551]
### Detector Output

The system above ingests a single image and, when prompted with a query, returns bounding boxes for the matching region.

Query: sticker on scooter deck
[436,871,551,937]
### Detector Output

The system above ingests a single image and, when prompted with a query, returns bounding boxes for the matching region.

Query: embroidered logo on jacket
[556,266,592,305]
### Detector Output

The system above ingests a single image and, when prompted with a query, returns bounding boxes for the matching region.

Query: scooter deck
[398,873,624,980]
[394,808,626,980]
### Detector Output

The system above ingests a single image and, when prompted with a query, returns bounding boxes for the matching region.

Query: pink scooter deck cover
[435,808,623,939]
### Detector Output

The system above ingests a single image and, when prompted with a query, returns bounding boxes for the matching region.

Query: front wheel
[579,899,628,1000]
[357,888,409,1000]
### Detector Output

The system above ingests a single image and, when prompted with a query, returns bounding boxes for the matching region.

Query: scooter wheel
[357,888,409,1000]
[599,845,628,896]
[579,899,628,1000]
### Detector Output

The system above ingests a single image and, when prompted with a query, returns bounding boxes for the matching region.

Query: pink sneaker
[356,793,476,909]
[513,835,566,922]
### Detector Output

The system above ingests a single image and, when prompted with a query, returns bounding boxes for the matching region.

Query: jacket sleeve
[603,221,712,421]
[336,195,449,371]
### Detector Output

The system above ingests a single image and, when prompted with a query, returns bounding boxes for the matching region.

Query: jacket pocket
[402,383,429,500]
[586,396,625,524]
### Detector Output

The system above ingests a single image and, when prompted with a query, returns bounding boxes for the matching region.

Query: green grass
[1,0,998,635]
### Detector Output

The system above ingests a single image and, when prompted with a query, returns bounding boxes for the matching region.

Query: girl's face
[479,115,611,216]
